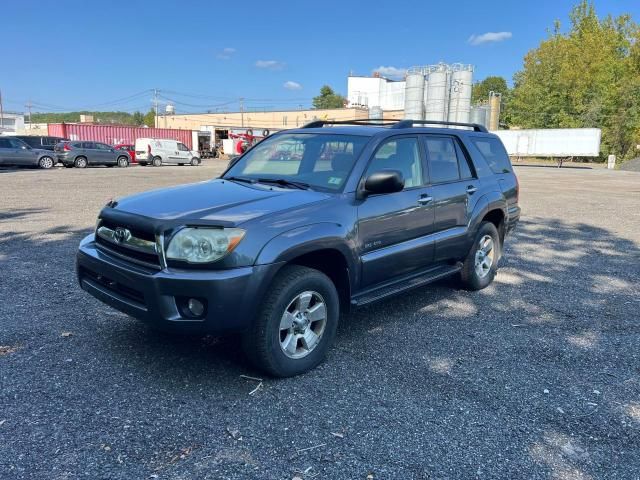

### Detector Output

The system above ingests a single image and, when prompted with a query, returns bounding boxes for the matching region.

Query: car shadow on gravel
[335,217,640,478]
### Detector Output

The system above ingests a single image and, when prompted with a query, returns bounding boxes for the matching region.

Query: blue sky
[2,0,638,114]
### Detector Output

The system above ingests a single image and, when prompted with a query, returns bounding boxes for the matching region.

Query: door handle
[417,194,433,205]
[466,185,478,194]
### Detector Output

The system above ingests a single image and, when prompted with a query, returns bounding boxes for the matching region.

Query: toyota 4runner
[77,119,520,377]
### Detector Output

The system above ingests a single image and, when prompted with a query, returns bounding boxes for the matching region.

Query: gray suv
[0,137,57,169]
[55,141,130,168]
[76,120,520,377]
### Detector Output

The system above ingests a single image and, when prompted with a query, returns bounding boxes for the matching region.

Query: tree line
[473,0,640,160]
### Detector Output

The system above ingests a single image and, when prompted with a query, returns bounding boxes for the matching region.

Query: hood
[110,179,331,225]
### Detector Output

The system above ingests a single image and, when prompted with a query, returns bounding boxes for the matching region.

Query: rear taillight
[63,143,72,151]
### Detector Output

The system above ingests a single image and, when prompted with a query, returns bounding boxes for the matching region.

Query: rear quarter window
[471,137,512,174]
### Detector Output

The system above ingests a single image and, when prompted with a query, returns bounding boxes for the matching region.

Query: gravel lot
[1,162,639,479]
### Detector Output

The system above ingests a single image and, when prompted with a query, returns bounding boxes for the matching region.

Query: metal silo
[425,65,448,121]
[470,105,490,128]
[488,92,502,131]
[369,106,383,120]
[404,73,425,120]
[448,65,473,123]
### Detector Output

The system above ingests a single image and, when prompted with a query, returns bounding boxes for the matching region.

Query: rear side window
[471,137,512,173]
[0,138,11,148]
[424,137,461,184]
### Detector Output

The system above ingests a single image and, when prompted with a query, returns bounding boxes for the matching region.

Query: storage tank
[425,66,448,121]
[470,105,490,128]
[369,106,383,120]
[488,92,502,131]
[404,73,425,120]
[165,104,175,115]
[448,67,473,123]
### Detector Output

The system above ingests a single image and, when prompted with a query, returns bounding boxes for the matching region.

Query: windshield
[223,133,369,191]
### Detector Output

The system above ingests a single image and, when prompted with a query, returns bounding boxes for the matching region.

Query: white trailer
[493,128,601,159]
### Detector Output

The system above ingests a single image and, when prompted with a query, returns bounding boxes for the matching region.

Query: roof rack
[392,120,488,132]
[302,119,400,128]
[302,118,488,132]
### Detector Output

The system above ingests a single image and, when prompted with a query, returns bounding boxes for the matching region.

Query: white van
[135,138,201,167]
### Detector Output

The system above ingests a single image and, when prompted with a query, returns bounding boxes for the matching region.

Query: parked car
[55,141,130,168]
[0,137,57,169]
[13,135,69,152]
[77,119,520,377]
[114,144,136,163]
[134,138,200,166]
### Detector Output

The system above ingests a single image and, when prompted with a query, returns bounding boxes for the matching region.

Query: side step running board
[351,264,462,307]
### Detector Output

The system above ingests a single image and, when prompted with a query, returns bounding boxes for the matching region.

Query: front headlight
[166,227,246,264]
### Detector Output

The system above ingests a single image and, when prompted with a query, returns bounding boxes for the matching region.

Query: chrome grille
[95,225,163,270]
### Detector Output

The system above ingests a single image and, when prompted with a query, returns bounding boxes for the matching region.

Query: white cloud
[373,66,407,78]
[255,60,285,70]
[283,81,302,91]
[468,31,512,46]
[216,47,236,60]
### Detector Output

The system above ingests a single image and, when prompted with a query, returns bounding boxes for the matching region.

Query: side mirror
[362,169,405,196]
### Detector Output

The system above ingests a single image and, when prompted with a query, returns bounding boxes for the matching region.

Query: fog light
[187,298,205,317]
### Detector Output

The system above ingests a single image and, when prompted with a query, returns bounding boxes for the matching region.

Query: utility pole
[153,88,159,128]
[26,100,32,129]
[239,97,245,128]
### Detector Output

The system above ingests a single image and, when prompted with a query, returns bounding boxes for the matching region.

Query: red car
[114,144,136,163]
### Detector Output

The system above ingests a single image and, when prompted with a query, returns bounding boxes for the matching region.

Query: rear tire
[38,156,54,169]
[117,156,129,168]
[459,221,501,291]
[242,265,339,377]
[74,157,88,168]
[152,156,162,167]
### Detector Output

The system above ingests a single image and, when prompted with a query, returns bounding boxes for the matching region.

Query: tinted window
[43,137,59,146]
[456,142,474,179]
[0,139,11,148]
[95,143,111,150]
[471,137,512,173]
[16,137,39,147]
[81,142,93,149]
[8,138,28,148]
[366,137,423,188]
[225,133,369,192]
[425,137,460,183]
[177,143,189,151]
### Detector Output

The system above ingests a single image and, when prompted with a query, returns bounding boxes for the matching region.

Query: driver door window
[365,137,423,188]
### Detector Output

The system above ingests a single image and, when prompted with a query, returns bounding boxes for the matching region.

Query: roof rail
[302,119,400,128]
[392,120,488,132]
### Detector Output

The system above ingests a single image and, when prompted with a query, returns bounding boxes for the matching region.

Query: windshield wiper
[256,178,310,190]
[225,176,256,184]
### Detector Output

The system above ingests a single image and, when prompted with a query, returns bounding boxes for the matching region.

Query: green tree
[508,0,640,159]
[143,109,156,128]
[312,85,346,109]
[471,76,509,104]
[132,111,144,126]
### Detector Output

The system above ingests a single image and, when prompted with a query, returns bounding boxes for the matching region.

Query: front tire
[242,265,339,377]
[459,221,501,290]
[190,157,200,166]
[38,156,54,169]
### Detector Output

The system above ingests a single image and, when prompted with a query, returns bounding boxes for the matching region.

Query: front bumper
[76,234,282,333]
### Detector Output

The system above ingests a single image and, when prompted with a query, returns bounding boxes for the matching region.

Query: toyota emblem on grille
[113,227,131,244]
